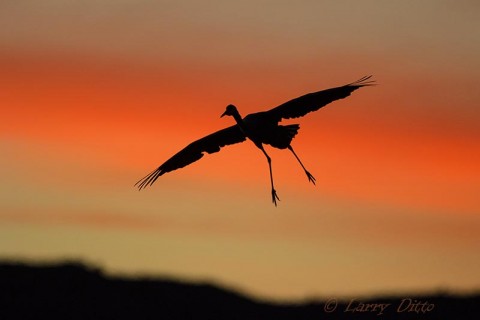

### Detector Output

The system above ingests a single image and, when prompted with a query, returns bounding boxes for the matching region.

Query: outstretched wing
[135,125,246,189]
[266,75,375,121]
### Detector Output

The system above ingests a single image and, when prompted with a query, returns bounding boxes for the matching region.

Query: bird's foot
[305,171,316,185]
[271,189,280,206]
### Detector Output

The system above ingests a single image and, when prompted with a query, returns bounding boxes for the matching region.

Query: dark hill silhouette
[0,260,478,319]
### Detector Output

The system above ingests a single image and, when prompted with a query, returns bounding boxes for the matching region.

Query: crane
[136,76,375,206]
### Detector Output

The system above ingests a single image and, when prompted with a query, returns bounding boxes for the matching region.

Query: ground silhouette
[0,260,478,319]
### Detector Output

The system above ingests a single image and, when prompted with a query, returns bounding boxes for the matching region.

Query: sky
[1,0,479,300]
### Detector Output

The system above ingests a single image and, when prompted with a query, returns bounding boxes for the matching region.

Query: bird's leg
[288,145,316,185]
[259,146,280,206]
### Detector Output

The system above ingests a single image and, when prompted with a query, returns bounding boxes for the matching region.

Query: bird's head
[221,104,238,118]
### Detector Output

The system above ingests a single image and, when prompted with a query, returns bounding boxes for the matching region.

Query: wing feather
[267,75,375,121]
[136,125,246,189]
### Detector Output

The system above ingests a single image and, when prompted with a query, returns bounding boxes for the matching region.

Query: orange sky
[1,1,479,300]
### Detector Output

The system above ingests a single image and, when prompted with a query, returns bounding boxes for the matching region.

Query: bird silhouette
[136,76,375,206]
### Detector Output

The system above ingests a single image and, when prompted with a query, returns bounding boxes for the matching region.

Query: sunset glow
[1,1,479,300]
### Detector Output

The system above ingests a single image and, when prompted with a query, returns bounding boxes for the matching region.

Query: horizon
[2,259,479,304]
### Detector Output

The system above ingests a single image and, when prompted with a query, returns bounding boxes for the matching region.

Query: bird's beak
[220,111,227,118]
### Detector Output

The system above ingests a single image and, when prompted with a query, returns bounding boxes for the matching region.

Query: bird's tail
[267,124,300,149]
[284,124,300,139]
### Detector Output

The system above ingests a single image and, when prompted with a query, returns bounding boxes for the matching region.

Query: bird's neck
[231,110,245,128]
